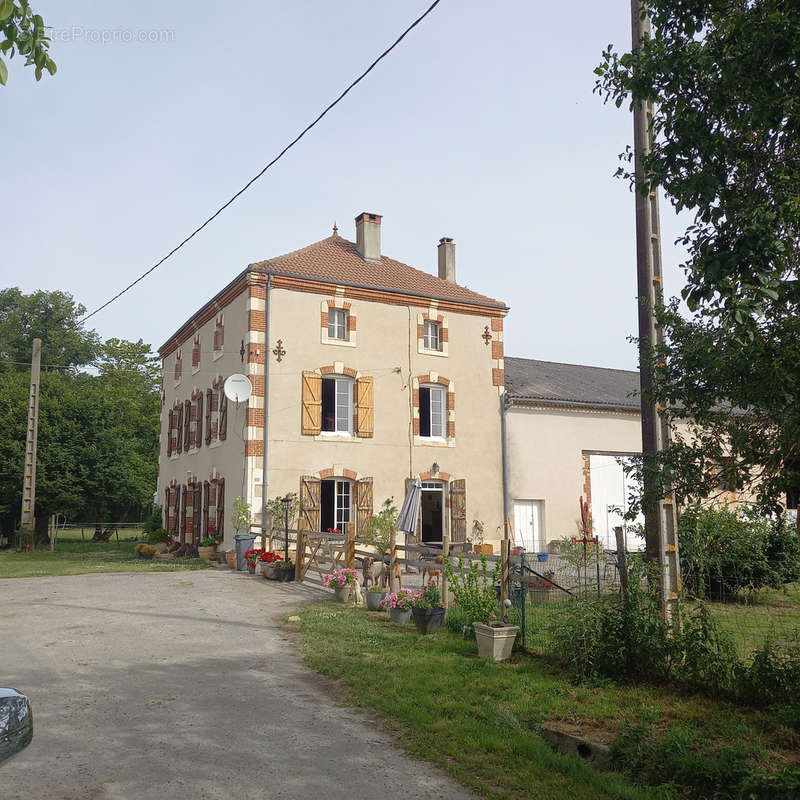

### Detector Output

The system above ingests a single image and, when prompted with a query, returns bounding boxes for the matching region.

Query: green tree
[0,0,56,86]
[0,290,160,541]
[595,2,800,516]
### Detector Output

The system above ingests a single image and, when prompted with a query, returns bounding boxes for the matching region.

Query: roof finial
[332,221,338,236]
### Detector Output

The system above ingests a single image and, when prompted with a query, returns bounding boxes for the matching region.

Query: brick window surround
[321,298,357,348]
[191,334,201,374]
[417,311,448,357]
[173,349,183,384]
[213,314,224,359]
[411,372,455,445]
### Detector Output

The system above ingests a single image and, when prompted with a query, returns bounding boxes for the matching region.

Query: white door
[588,454,645,550]
[513,500,543,552]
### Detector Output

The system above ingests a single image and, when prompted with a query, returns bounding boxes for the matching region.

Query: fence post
[501,539,510,613]
[615,526,629,610]
[345,527,355,570]
[294,531,306,582]
[520,550,527,646]
[389,529,397,593]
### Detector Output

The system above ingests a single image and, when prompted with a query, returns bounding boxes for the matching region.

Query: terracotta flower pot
[198,546,215,562]
[225,551,237,569]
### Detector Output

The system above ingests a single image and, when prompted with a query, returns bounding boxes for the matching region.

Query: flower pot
[536,552,549,563]
[262,563,279,580]
[389,607,411,624]
[473,622,518,662]
[246,562,256,574]
[225,551,237,569]
[137,553,154,560]
[198,546,215,562]
[412,606,445,635]
[275,567,295,583]
[333,584,350,603]
[366,591,387,612]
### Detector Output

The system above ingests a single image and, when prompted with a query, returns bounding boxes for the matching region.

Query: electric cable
[78,0,442,325]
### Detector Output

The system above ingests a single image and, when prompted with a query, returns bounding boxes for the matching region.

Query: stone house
[158,212,508,551]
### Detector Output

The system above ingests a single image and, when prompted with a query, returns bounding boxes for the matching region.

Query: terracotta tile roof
[249,234,507,309]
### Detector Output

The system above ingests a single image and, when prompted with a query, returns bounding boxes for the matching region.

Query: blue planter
[536,553,549,563]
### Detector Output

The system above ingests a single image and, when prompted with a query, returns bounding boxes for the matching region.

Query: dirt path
[0,571,475,800]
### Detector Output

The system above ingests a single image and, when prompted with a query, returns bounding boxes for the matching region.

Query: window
[174,350,182,383]
[321,479,351,535]
[419,385,445,438]
[328,309,348,341]
[321,376,353,434]
[423,320,442,351]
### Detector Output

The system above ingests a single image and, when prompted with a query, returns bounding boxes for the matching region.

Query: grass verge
[0,531,212,578]
[296,603,800,800]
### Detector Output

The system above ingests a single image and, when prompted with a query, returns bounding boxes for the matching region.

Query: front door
[420,481,444,543]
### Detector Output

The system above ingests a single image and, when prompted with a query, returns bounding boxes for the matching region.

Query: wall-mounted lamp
[431,462,440,477]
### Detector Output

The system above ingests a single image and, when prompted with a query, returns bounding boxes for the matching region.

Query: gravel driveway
[0,571,474,800]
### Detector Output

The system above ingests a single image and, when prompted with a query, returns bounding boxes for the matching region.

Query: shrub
[678,505,800,598]
[146,527,170,544]
[359,497,398,555]
[444,555,501,636]
[141,506,164,536]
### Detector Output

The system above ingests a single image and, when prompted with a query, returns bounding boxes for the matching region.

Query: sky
[2,0,690,371]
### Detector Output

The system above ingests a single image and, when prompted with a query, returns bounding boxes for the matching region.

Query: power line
[79,0,442,325]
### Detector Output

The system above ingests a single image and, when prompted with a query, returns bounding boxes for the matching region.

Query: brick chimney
[437,237,455,282]
[355,212,382,263]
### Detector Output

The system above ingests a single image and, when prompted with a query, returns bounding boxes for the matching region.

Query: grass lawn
[296,603,800,800]
[0,528,212,578]
[706,583,800,659]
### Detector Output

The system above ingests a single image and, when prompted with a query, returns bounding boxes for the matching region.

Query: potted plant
[323,568,360,602]
[365,584,387,611]
[259,551,283,580]
[198,536,216,562]
[471,519,493,555]
[244,548,261,574]
[411,582,445,634]
[225,550,237,569]
[274,559,295,582]
[380,588,415,623]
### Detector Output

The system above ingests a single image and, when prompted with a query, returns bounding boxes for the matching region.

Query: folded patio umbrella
[396,478,422,534]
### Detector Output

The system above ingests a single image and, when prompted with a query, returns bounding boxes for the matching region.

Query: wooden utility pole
[631,2,681,618]
[20,338,42,549]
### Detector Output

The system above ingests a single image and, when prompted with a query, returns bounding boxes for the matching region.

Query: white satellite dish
[223,374,253,404]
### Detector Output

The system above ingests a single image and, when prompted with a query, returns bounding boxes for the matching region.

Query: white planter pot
[473,622,519,662]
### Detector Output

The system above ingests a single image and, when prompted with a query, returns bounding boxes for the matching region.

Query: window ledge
[420,348,447,358]
[414,436,455,448]
[212,349,224,361]
[209,439,223,449]
[321,338,357,348]
[173,379,182,388]
[314,432,362,443]
[191,365,201,375]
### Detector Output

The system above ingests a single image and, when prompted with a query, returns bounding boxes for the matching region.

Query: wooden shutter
[450,479,466,542]
[164,487,171,533]
[175,404,184,454]
[301,372,322,435]
[193,483,202,544]
[166,410,173,456]
[219,390,228,441]
[184,399,191,450]
[180,484,188,543]
[196,393,203,449]
[202,480,209,540]
[205,388,213,445]
[356,376,374,438]
[299,475,321,533]
[216,478,225,541]
[405,477,422,541]
[356,477,374,537]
